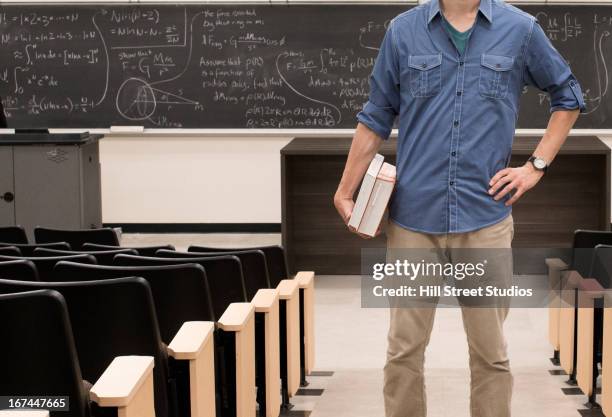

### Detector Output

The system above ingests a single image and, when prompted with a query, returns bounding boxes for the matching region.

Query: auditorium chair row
[0,226,315,417]
[0,224,315,379]
[547,230,612,414]
[0,241,316,392]
[0,225,121,248]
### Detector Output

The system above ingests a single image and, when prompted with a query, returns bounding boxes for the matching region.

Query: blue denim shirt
[356,0,586,234]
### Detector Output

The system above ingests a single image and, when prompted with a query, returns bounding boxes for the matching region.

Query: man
[334,0,584,416]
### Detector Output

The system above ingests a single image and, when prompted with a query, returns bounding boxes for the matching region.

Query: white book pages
[348,153,385,230]
[357,162,396,237]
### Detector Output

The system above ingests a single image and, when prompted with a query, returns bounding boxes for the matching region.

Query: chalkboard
[0,4,610,129]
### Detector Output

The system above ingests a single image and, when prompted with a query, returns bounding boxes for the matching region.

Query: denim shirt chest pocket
[408,54,442,98]
[479,54,514,99]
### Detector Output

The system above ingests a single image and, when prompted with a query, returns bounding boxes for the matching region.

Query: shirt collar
[427,0,493,25]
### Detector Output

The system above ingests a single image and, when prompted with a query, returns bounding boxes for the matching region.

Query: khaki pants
[384,215,514,417]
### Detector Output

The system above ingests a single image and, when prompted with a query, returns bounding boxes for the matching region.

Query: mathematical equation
[0,5,609,129]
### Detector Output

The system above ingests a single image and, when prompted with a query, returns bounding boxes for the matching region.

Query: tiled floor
[307,276,593,417]
[122,233,596,417]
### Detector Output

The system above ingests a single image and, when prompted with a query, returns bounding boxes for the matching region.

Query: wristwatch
[528,155,548,174]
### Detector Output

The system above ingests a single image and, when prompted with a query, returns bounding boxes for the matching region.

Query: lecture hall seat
[0,289,156,417]
[0,254,97,282]
[0,277,216,417]
[0,225,28,244]
[0,246,21,256]
[34,227,120,250]
[547,230,612,380]
[82,242,176,257]
[0,242,71,256]
[114,254,247,319]
[575,245,612,408]
[189,245,315,386]
[157,248,296,409]
[172,250,282,416]
[34,247,138,266]
[52,261,256,417]
[112,254,258,417]
[0,259,39,281]
[601,290,612,416]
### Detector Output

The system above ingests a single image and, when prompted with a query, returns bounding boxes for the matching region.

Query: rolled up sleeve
[356,21,400,140]
[523,20,586,113]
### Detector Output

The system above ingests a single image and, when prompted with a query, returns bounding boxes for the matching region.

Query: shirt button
[421,63,427,68]
[451,151,456,156]
[459,61,464,66]
[457,91,462,96]
[450,181,455,186]
[453,120,459,127]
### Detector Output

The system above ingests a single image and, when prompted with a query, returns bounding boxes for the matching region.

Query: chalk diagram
[271,21,390,127]
[358,21,387,52]
[93,8,202,123]
[116,77,200,121]
[275,51,342,125]
[583,16,610,115]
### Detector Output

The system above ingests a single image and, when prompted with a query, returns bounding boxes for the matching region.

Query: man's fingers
[489,174,513,195]
[335,200,353,225]
[505,187,525,206]
[356,229,378,239]
[343,209,353,225]
[490,168,511,186]
[494,181,518,200]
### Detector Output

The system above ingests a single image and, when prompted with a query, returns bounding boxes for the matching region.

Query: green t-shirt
[441,15,473,55]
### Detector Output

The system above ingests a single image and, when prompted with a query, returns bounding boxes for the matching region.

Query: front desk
[281,136,611,275]
[0,134,103,241]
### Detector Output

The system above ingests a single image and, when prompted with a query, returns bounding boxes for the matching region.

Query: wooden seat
[156,249,289,413]
[189,245,316,386]
[112,254,256,417]
[52,261,221,417]
[602,291,612,416]
[0,289,156,417]
[547,230,612,377]
[0,278,215,417]
[576,245,612,408]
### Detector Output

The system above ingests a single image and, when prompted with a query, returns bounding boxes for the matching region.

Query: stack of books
[348,154,396,237]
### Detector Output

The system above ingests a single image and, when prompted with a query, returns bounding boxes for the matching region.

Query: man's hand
[334,123,383,238]
[334,194,354,226]
[334,193,381,239]
[489,163,544,206]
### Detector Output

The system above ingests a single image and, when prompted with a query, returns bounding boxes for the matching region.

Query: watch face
[534,158,547,170]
